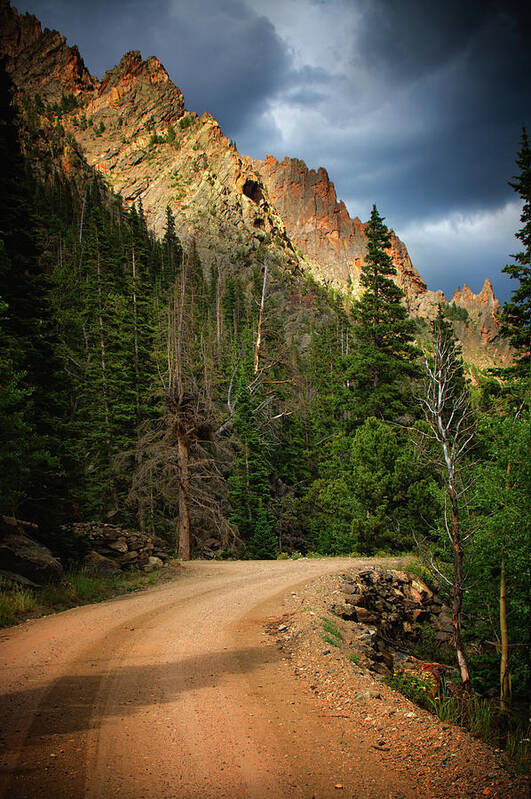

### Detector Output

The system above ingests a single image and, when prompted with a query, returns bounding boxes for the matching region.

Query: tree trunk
[254,261,268,373]
[449,481,471,690]
[176,423,191,560]
[499,557,511,709]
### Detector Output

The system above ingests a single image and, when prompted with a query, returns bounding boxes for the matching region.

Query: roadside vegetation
[0,566,177,628]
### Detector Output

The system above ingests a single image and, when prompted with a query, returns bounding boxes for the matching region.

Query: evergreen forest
[1,66,530,722]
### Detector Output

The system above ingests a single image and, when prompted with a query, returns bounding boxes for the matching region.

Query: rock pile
[70,522,170,575]
[0,516,64,586]
[333,568,453,676]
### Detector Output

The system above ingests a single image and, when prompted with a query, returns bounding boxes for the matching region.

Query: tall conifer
[347,205,419,422]
[499,127,531,380]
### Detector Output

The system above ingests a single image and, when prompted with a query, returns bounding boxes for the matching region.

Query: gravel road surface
[0,559,521,798]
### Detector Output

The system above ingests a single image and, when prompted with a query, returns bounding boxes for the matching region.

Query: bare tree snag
[254,260,268,374]
[176,420,191,560]
[420,323,474,690]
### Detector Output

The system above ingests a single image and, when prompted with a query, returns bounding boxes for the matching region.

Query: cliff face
[255,155,427,309]
[73,53,299,271]
[1,3,297,275]
[67,53,295,268]
[255,154,512,365]
[0,0,511,367]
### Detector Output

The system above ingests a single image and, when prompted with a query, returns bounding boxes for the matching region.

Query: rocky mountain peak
[0,0,96,101]
[452,278,497,309]
[99,50,175,96]
[255,153,428,306]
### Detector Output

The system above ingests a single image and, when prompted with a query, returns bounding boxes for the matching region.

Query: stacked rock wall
[334,568,453,676]
[69,522,170,574]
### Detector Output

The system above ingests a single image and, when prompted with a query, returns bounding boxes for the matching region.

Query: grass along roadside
[385,670,530,774]
[0,562,181,628]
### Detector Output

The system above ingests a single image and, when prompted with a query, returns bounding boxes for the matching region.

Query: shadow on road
[1,643,280,749]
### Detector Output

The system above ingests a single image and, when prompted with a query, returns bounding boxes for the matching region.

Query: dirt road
[0,559,506,798]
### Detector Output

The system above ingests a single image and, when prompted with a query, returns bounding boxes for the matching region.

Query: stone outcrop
[0,516,64,585]
[255,155,427,308]
[68,522,169,572]
[332,568,452,677]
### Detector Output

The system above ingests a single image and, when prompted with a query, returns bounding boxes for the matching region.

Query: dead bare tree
[418,317,475,690]
[254,260,268,373]
[129,245,236,559]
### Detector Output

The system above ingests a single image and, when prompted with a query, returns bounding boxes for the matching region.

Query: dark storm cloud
[335,0,531,213]
[352,0,530,82]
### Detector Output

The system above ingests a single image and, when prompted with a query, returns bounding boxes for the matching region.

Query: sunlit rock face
[254,154,427,308]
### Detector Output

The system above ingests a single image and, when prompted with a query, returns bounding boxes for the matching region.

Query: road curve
[0,559,414,799]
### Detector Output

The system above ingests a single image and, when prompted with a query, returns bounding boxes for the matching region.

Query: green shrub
[166,125,177,145]
[443,303,469,323]
[149,133,165,146]
[386,670,436,711]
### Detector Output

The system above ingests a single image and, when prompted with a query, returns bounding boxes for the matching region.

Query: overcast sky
[16,0,530,300]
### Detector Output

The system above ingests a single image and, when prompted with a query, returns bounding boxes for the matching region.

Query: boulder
[106,538,128,553]
[143,556,163,572]
[353,606,379,625]
[0,569,39,588]
[0,517,63,585]
[83,551,122,577]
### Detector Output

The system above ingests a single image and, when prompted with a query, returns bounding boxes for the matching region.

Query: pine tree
[162,205,182,289]
[499,127,531,380]
[0,64,64,525]
[248,499,277,559]
[347,205,419,422]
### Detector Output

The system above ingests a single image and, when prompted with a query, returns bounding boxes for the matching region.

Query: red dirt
[0,559,526,798]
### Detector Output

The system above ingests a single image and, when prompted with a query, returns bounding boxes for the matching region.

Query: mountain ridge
[0,0,512,366]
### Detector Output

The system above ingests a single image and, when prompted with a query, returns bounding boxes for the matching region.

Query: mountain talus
[0,0,511,366]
